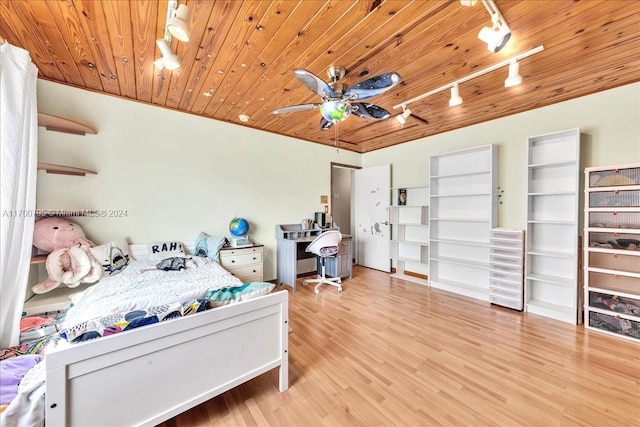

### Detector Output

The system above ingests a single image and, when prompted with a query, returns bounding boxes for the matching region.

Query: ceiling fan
[271,66,402,131]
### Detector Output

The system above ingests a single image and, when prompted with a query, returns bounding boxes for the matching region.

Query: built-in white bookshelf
[524,128,582,324]
[583,163,640,342]
[429,145,498,301]
[390,185,429,285]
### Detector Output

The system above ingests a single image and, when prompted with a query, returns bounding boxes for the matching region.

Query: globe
[229,217,250,238]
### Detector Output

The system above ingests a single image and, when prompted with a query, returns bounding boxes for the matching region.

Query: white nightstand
[219,245,264,282]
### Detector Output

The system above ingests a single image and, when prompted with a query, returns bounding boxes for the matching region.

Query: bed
[5,241,289,426]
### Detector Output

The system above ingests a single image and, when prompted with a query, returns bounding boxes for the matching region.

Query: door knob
[380,221,389,225]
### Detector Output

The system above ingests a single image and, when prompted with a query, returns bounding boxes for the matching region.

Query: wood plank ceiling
[1,0,639,153]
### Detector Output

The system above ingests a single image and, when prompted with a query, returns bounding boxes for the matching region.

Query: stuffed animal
[31,217,102,294]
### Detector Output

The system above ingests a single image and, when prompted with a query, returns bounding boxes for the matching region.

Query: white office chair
[303,230,343,294]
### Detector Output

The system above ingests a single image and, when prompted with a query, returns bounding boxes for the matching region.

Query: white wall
[35,80,361,281]
[35,80,640,281]
[363,82,640,229]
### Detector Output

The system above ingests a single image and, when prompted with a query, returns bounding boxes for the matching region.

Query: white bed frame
[43,242,289,426]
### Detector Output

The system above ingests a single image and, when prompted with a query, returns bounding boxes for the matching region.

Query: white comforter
[63,257,242,328]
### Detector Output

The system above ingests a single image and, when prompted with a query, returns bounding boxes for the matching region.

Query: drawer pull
[231,260,235,263]
[253,257,257,260]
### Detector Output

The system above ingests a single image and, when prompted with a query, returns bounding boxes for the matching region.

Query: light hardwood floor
[160,266,640,426]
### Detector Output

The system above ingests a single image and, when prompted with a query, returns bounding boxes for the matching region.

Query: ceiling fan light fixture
[320,100,352,123]
[449,83,463,107]
[504,59,523,87]
[167,4,192,42]
[156,39,181,70]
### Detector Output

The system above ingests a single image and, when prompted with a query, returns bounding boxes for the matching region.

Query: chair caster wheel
[315,288,319,294]
[338,288,342,292]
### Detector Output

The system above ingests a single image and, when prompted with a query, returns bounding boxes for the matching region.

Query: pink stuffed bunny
[32,217,102,294]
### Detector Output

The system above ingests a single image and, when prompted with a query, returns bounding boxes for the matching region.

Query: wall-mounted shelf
[38,113,97,135]
[37,162,97,176]
[30,254,47,264]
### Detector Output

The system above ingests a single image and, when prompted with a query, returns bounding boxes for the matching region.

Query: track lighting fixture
[155,38,181,70]
[154,1,191,71]
[392,46,544,113]
[167,4,192,42]
[504,59,522,87]
[462,0,512,53]
[396,106,412,126]
[449,83,463,107]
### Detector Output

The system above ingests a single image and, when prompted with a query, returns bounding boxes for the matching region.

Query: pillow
[205,282,275,307]
[194,232,226,262]
[90,239,131,276]
[147,241,185,261]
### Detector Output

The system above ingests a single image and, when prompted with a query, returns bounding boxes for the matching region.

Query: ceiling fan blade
[320,117,334,131]
[351,103,391,120]
[345,72,402,101]
[271,103,322,115]
[293,69,335,100]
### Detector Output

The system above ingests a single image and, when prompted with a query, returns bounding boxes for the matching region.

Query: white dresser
[219,245,264,283]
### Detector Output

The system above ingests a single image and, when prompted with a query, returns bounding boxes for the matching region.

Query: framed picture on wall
[398,188,407,205]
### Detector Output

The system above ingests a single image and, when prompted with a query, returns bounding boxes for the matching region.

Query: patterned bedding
[59,257,243,343]
[63,256,242,327]
[2,257,274,357]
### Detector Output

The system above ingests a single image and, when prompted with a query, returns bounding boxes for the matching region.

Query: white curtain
[0,41,39,348]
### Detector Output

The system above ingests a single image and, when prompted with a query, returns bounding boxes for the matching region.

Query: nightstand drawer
[225,264,264,282]
[219,251,263,268]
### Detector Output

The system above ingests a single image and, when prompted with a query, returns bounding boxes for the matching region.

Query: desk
[276,223,352,291]
[276,236,317,292]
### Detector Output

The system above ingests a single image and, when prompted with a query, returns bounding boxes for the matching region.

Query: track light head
[396,107,412,126]
[504,59,522,87]
[155,39,181,70]
[478,21,511,53]
[167,4,192,42]
[468,0,512,53]
[449,84,463,107]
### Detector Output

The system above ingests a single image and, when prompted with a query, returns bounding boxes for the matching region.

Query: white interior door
[354,164,390,272]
